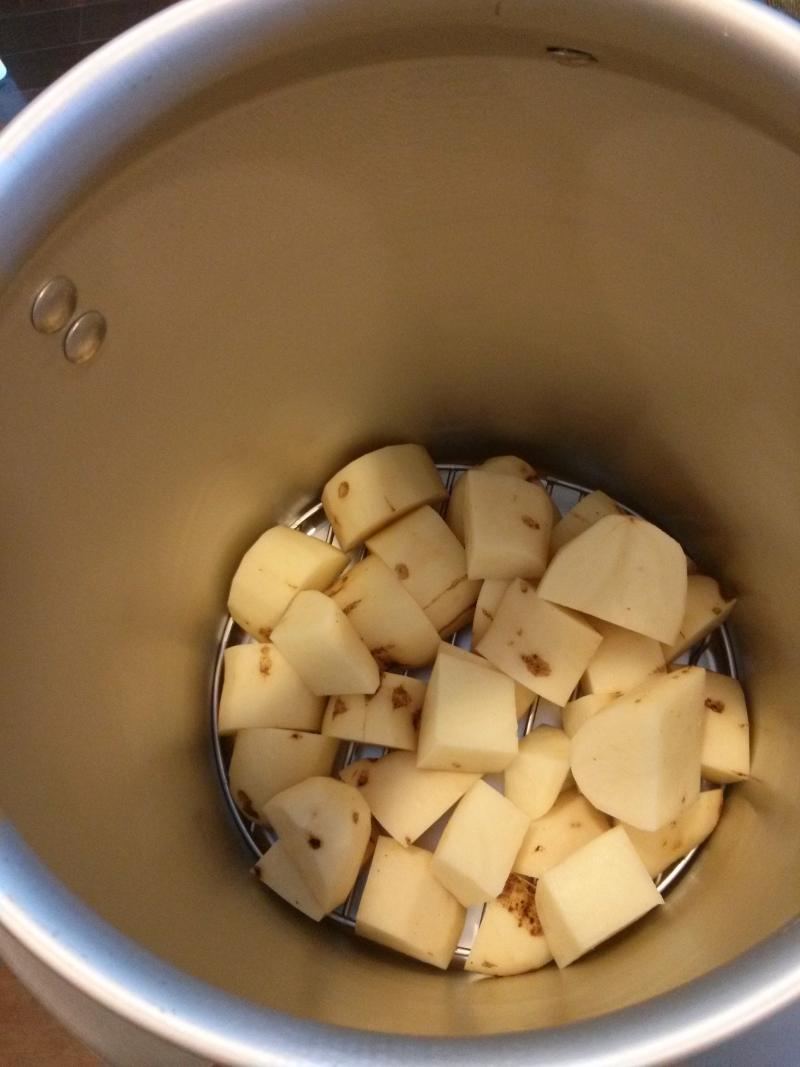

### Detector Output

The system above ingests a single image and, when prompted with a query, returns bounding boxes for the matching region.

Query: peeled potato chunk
[581,620,666,696]
[471,579,510,648]
[463,470,553,581]
[356,836,465,969]
[701,672,750,783]
[228,526,347,640]
[465,874,552,976]
[263,776,371,914]
[620,789,724,878]
[477,579,603,706]
[431,780,529,907]
[365,506,480,634]
[255,842,326,921]
[504,727,572,820]
[536,826,663,968]
[561,692,617,738]
[537,514,687,644]
[328,555,440,668]
[321,444,446,550]
[218,642,324,735]
[513,790,610,878]
[321,673,425,750]
[229,728,338,821]
[662,574,737,662]
[570,667,705,831]
[550,490,621,556]
[446,455,538,544]
[438,640,533,719]
[340,750,478,846]
[271,590,380,695]
[416,645,518,773]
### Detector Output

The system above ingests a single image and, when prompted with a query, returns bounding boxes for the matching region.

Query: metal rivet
[546,47,598,67]
[31,276,77,334]
[63,311,107,365]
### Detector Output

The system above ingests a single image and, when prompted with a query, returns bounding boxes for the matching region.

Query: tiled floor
[0,964,99,1065]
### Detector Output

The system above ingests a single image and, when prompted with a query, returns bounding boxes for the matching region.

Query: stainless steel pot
[1,1,800,1063]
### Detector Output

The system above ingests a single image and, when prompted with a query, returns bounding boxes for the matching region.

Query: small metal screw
[63,311,107,365]
[31,276,77,334]
[546,47,598,67]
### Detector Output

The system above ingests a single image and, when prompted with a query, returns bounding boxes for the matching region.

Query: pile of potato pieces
[219,444,748,975]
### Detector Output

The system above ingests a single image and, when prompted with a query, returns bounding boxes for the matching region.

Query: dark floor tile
[78,0,166,42]
[0,1,83,17]
[0,8,80,51]
[2,42,83,89]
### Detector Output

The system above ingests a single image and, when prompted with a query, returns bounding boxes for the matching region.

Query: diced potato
[229,728,339,821]
[355,836,465,969]
[702,672,750,783]
[513,790,610,878]
[463,470,553,581]
[537,515,687,644]
[437,641,533,718]
[446,456,538,544]
[321,673,425,750]
[570,667,705,831]
[536,826,663,967]
[263,777,370,913]
[505,727,571,820]
[218,642,324,735]
[620,789,724,878]
[561,692,617,738]
[228,526,347,640]
[328,555,440,668]
[254,842,326,921]
[465,874,552,976]
[365,506,480,634]
[271,590,380,695]
[477,579,603,706]
[549,490,621,556]
[417,646,518,773]
[471,579,509,647]
[340,750,478,846]
[321,444,446,550]
[431,780,529,906]
[662,575,737,662]
[581,620,666,696]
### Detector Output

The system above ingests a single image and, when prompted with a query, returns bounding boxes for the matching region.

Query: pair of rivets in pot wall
[30,276,107,365]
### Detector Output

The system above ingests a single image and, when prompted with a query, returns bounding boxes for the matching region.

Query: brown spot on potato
[384,495,397,512]
[498,874,543,936]
[521,653,551,677]
[519,582,529,593]
[452,762,462,769]
[338,481,349,498]
[404,836,412,845]
[534,845,544,852]
[516,628,523,636]
[569,822,582,829]
[352,811,360,823]
[371,646,396,667]
[258,628,272,642]
[290,732,301,739]
[411,709,422,731]
[705,698,725,713]
[356,770,370,786]
[482,609,494,620]
[392,685,412,709]
[521,515,540,529]
[332,698,348,718]
[711,606,722,615]
[482,960,498,968]
[342,599,361,615]
[395,563,410,580]
[258,646,272,675]
[308,836,322,849]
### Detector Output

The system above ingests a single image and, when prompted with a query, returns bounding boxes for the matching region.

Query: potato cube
[322,673,425,750]
[471,579,509,647]
[328,555,440,668]
[228,728,339,821]
[416,647,518,772]
[702,672,750,783]
[581,620,666,696]
[339,750,478,846]
[255,842,326,921]
[366,506,480,634]
[504,726,571,820]
[271,590,379,695]
[463,470,553,581]
[446,456,538,545]
[570,667,705,831]
[620,789,724,878]
[536,826,663,967]
[662,575,737,662]
[561,692,617,738]
[355,836,465,969]
[477,580,603,706]
[432,780,529,906]
[322,444,446,550]
[437,641,533,718]
[465,874,552,976]
[538,515,687,645]
[228,526,347,640]
[263,777,370,913]
[513,790,610,878]
[218,642,324,735]
[550,490,621,556]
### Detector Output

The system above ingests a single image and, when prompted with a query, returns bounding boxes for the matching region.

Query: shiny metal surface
[546,47,599,67]
[63,310,106,364]
[0,0,799,1062]
[30,276,77,334]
